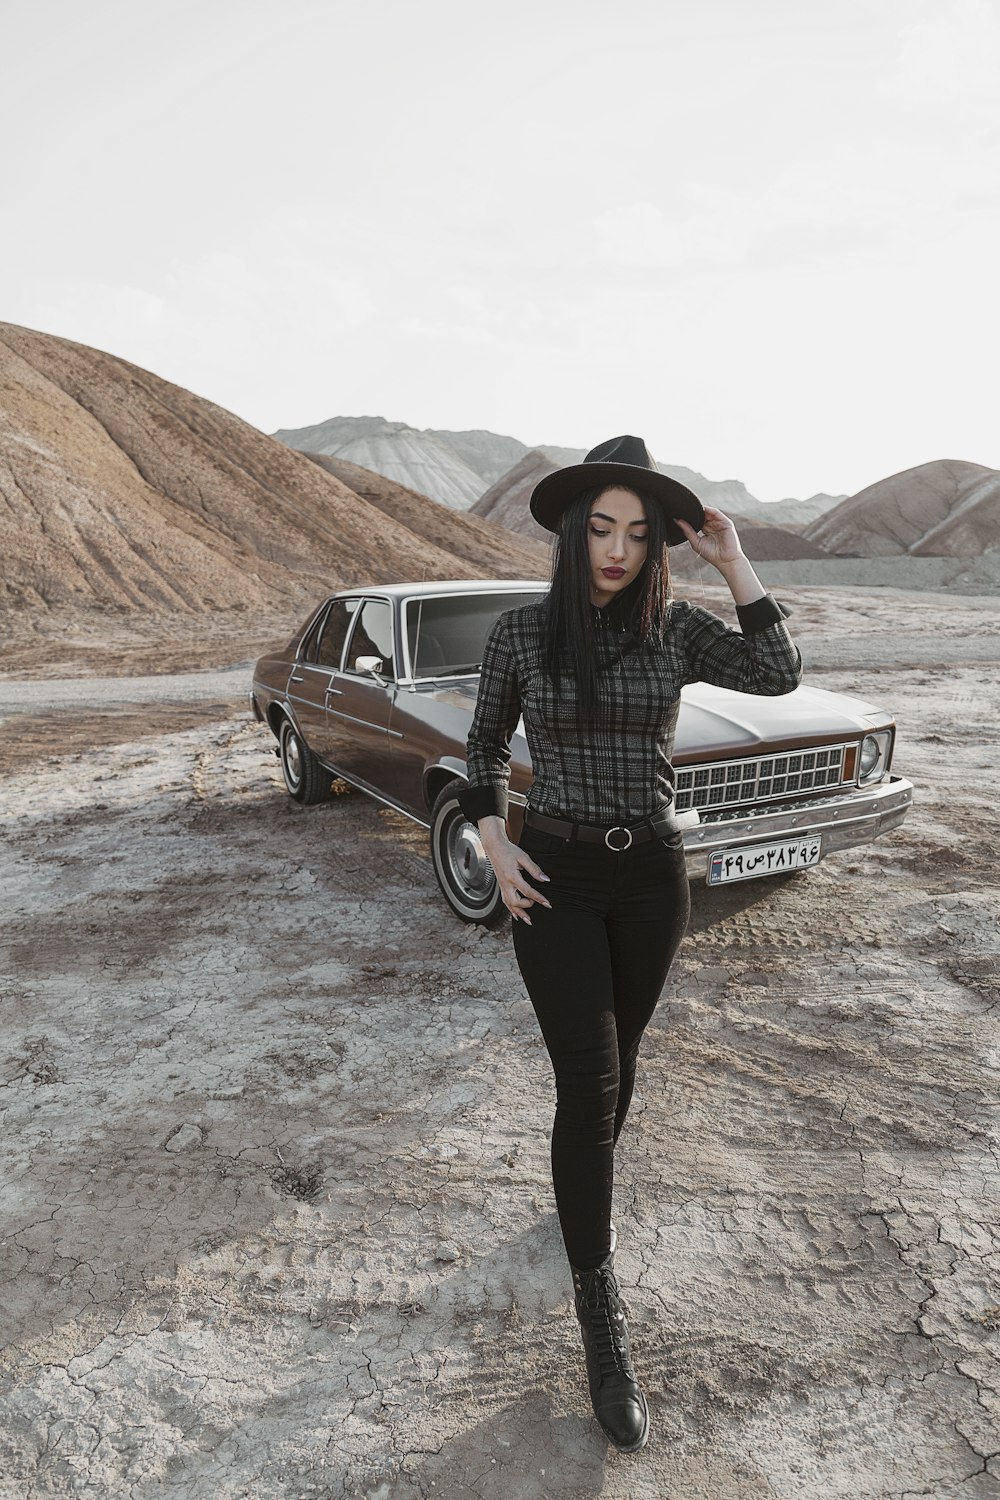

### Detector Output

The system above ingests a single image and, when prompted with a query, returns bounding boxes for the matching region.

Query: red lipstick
[601,567,626,578]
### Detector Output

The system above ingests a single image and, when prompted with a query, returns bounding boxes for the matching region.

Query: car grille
[674,743,852,814]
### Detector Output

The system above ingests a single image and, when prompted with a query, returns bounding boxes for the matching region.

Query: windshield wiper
[412,663,482,683]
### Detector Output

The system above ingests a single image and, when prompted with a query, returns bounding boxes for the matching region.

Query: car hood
[418,677,890,761]
[674,682,889,758]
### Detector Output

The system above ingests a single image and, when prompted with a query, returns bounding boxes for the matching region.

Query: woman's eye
[590,527,647,541]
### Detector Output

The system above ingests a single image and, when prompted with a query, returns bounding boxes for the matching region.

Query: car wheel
[278,718,330,805]
[430,781,509,929]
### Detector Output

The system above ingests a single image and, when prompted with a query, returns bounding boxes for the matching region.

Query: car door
[324,596,397,791]
[388,589,545,817]
[287,597,360,765]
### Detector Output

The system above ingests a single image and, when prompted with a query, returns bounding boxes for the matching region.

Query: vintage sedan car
[250,580,914,927]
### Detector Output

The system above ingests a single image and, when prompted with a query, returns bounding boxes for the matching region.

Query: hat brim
[529,462,704,546]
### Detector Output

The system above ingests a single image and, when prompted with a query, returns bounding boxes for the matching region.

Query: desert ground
[1,581,998,1500]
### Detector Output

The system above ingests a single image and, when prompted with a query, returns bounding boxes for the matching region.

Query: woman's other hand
[675,506,745,568]
[477,818,551,924]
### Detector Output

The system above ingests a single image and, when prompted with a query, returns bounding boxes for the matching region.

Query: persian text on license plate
[707,837,822,885]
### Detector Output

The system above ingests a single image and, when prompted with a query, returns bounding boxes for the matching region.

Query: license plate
[708,836,822,885]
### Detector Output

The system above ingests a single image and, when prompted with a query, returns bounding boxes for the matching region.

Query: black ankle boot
[570,1252,649,1452]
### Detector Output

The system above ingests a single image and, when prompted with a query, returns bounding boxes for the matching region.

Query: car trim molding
[315,762,429,825]
[324,705,404,739]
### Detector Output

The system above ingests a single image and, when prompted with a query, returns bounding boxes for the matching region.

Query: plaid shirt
[459,593,802,825]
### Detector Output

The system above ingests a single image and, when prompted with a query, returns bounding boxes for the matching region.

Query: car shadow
[686,870,802,934]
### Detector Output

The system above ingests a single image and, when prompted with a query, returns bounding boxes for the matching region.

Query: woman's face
[587,486,649,608]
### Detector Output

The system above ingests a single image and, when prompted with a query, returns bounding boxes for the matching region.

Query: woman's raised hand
[675,506,745,569]
[478,824,551,924]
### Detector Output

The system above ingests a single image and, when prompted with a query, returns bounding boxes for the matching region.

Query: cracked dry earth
[2,613,999,1499]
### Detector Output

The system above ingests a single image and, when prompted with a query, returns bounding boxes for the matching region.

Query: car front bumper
[680,774,915,883]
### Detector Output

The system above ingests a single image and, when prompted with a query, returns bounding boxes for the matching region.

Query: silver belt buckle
[605,824,633,851]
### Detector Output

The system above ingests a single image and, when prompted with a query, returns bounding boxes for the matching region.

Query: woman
[458,436,802,1452]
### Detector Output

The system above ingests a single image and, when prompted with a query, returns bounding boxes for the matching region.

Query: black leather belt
[524,806,676,851]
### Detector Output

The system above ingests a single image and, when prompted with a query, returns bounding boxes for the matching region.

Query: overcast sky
[3,0,998,500]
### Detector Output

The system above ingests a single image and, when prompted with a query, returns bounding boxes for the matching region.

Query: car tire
[430,781,509,929]
[278,717,330,805]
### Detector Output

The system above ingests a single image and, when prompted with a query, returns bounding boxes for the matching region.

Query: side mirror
[355,655,387,682]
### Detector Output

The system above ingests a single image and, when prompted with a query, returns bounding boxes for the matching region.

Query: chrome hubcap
[284,730,302,785]
[446,819,493,898]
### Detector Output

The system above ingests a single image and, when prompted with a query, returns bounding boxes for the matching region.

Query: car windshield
[405,592,544,679]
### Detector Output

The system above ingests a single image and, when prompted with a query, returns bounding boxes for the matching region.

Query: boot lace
[577,1267,635,1381]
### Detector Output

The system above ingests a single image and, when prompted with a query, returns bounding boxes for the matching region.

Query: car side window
[314,599,358,669]
[345,599,395,680]
[298,603,330,664]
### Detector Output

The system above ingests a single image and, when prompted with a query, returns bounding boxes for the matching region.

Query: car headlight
[858,731,891,785]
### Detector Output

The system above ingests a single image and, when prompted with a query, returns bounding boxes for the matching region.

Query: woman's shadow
[381,1216,632,1498]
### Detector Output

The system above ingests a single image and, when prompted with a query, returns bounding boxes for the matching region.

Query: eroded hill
[0,325,547,670]
[805,459,1000,557]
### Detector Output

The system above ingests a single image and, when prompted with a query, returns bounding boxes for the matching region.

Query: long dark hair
[542,484,673,719]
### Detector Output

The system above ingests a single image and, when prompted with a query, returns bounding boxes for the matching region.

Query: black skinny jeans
[512,822,691,1272]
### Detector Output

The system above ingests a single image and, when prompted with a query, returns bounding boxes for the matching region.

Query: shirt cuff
[736,593,792,635]
[458,784,508,823]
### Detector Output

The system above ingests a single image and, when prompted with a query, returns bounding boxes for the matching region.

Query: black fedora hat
[529,434,704,546]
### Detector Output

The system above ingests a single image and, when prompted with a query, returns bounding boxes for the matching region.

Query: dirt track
[1,587,999,1499]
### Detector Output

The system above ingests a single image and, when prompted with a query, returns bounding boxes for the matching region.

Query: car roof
[331,579,548,600]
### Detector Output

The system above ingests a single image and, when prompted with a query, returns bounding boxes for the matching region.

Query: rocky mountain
[272,415,490,509]
[768,492,850,528]
[424,429,529,488]
[300,452,551,576]
[662,464,778,522]
[274,417,586,509]
[472,451,828,561]
[275,415,844,523]
[471,450,555,540]
[804,460,1000,557]
[0,326,548,625]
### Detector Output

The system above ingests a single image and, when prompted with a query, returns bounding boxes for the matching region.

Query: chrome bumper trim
[682,775,914,882]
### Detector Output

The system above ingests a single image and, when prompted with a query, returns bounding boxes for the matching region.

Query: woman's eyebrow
[590,511,649,526]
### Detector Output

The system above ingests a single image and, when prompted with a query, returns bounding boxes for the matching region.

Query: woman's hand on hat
[478,826,551,924]
[675,507,745,569]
